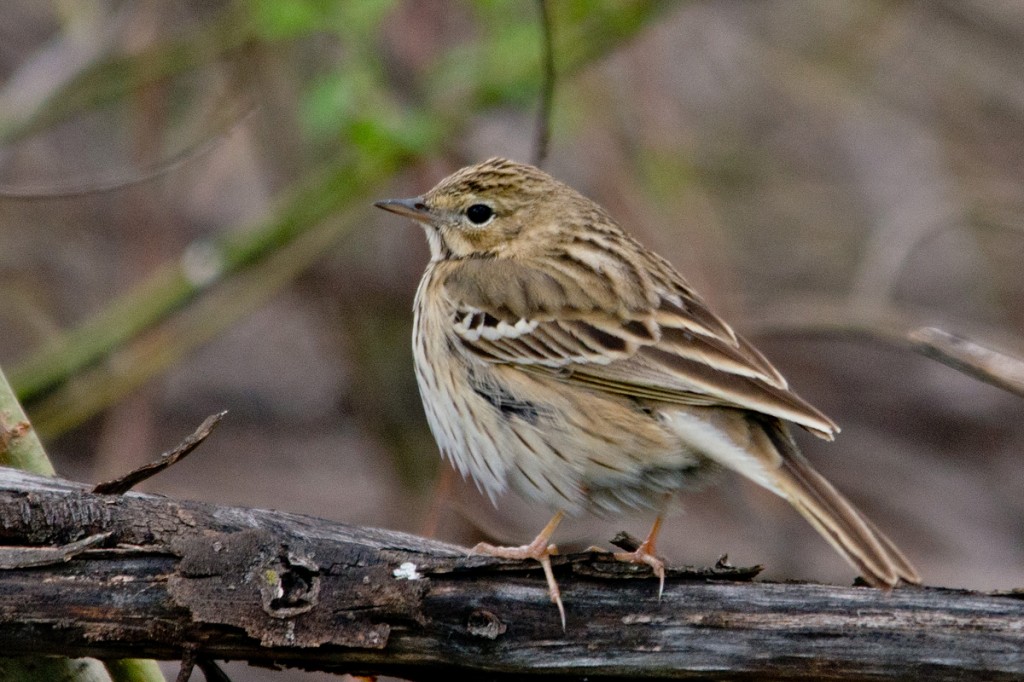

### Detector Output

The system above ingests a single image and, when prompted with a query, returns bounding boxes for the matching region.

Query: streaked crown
[378,157,614,260]
[426,157,559,202]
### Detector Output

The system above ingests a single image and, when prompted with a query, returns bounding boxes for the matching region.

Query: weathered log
[1,467,1021,680]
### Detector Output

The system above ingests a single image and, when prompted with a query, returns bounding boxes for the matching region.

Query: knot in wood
[466,609,507,639]
[259,547,321,618]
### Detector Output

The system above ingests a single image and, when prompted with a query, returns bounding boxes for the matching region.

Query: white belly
[412,270,707,516]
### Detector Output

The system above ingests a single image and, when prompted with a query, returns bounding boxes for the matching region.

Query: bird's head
[375,157,602,260]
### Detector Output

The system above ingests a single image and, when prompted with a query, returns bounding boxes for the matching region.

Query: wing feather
[442,258,838,438]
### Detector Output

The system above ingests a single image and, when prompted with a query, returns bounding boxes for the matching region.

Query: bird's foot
[471,535,565,629]
[613,542,666,599]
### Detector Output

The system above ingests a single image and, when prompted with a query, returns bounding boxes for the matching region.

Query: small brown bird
[376,158,920,624]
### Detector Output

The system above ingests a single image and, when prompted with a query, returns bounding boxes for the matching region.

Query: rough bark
[1,467,1021,681]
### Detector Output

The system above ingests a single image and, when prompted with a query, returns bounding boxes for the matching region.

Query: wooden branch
[746,301,1024,401]
[1,468,1022,681]
[531,0,555,167]
[92,411,226,494]
[908,326,1024,399]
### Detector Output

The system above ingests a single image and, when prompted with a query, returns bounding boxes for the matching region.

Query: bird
[375,157,920,625]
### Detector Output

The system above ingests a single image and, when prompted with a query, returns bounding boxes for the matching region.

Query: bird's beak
[374,197,431,222]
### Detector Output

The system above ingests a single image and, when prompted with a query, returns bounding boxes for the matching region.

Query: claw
[613,546,666,599]
[469,511,567,629]
[612,511,667,599]
[537,551,566,630]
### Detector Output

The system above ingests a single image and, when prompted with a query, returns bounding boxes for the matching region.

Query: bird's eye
[465,203,494,225]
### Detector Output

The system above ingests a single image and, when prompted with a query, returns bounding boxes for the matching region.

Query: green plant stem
[28,189,374,438]
[103,659,166,682]
[1,371,170,680]
[0,366,54,475]
[10,152,394,406]
[9,0,672,433]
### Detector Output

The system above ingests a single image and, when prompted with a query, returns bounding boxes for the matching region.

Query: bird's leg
[471,510,566,627]
[613,509,668,599]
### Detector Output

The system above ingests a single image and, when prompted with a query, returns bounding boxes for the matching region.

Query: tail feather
[762,420,921,587]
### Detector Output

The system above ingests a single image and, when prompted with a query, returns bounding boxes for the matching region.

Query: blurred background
[1,1,1023,679]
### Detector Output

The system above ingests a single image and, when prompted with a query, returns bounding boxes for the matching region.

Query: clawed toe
[468,511,567,629]
[470,540,557,561]
[613,547,666,599]
[611,512,668,599]
[471,539,565,629]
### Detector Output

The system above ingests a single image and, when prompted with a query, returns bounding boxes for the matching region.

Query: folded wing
[442,257,838,439]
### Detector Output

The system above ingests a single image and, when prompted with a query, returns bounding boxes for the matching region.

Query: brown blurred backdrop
[2,2,1023,679]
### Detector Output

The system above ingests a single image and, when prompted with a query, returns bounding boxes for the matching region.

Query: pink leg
[471,510,567,628]
[613,513,667,598]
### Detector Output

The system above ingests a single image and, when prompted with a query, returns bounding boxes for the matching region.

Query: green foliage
[247,0,330,39]
[7,0,671,430]
[246,0,395,39]
[304,65,441,154]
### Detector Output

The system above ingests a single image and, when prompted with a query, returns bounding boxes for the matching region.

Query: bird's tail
[762,420,920,587]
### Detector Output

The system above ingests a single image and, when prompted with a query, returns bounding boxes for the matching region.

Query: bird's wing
[441,258,838,439]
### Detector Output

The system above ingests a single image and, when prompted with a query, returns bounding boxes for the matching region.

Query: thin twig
[175,646,197,682]
[908,327,1024,399]
[532,0,555,167]
[196,660,232,682]
[0,532,111,569]
[746,301,1024,401]
[93,411,227,494]
[0,104,256,200]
